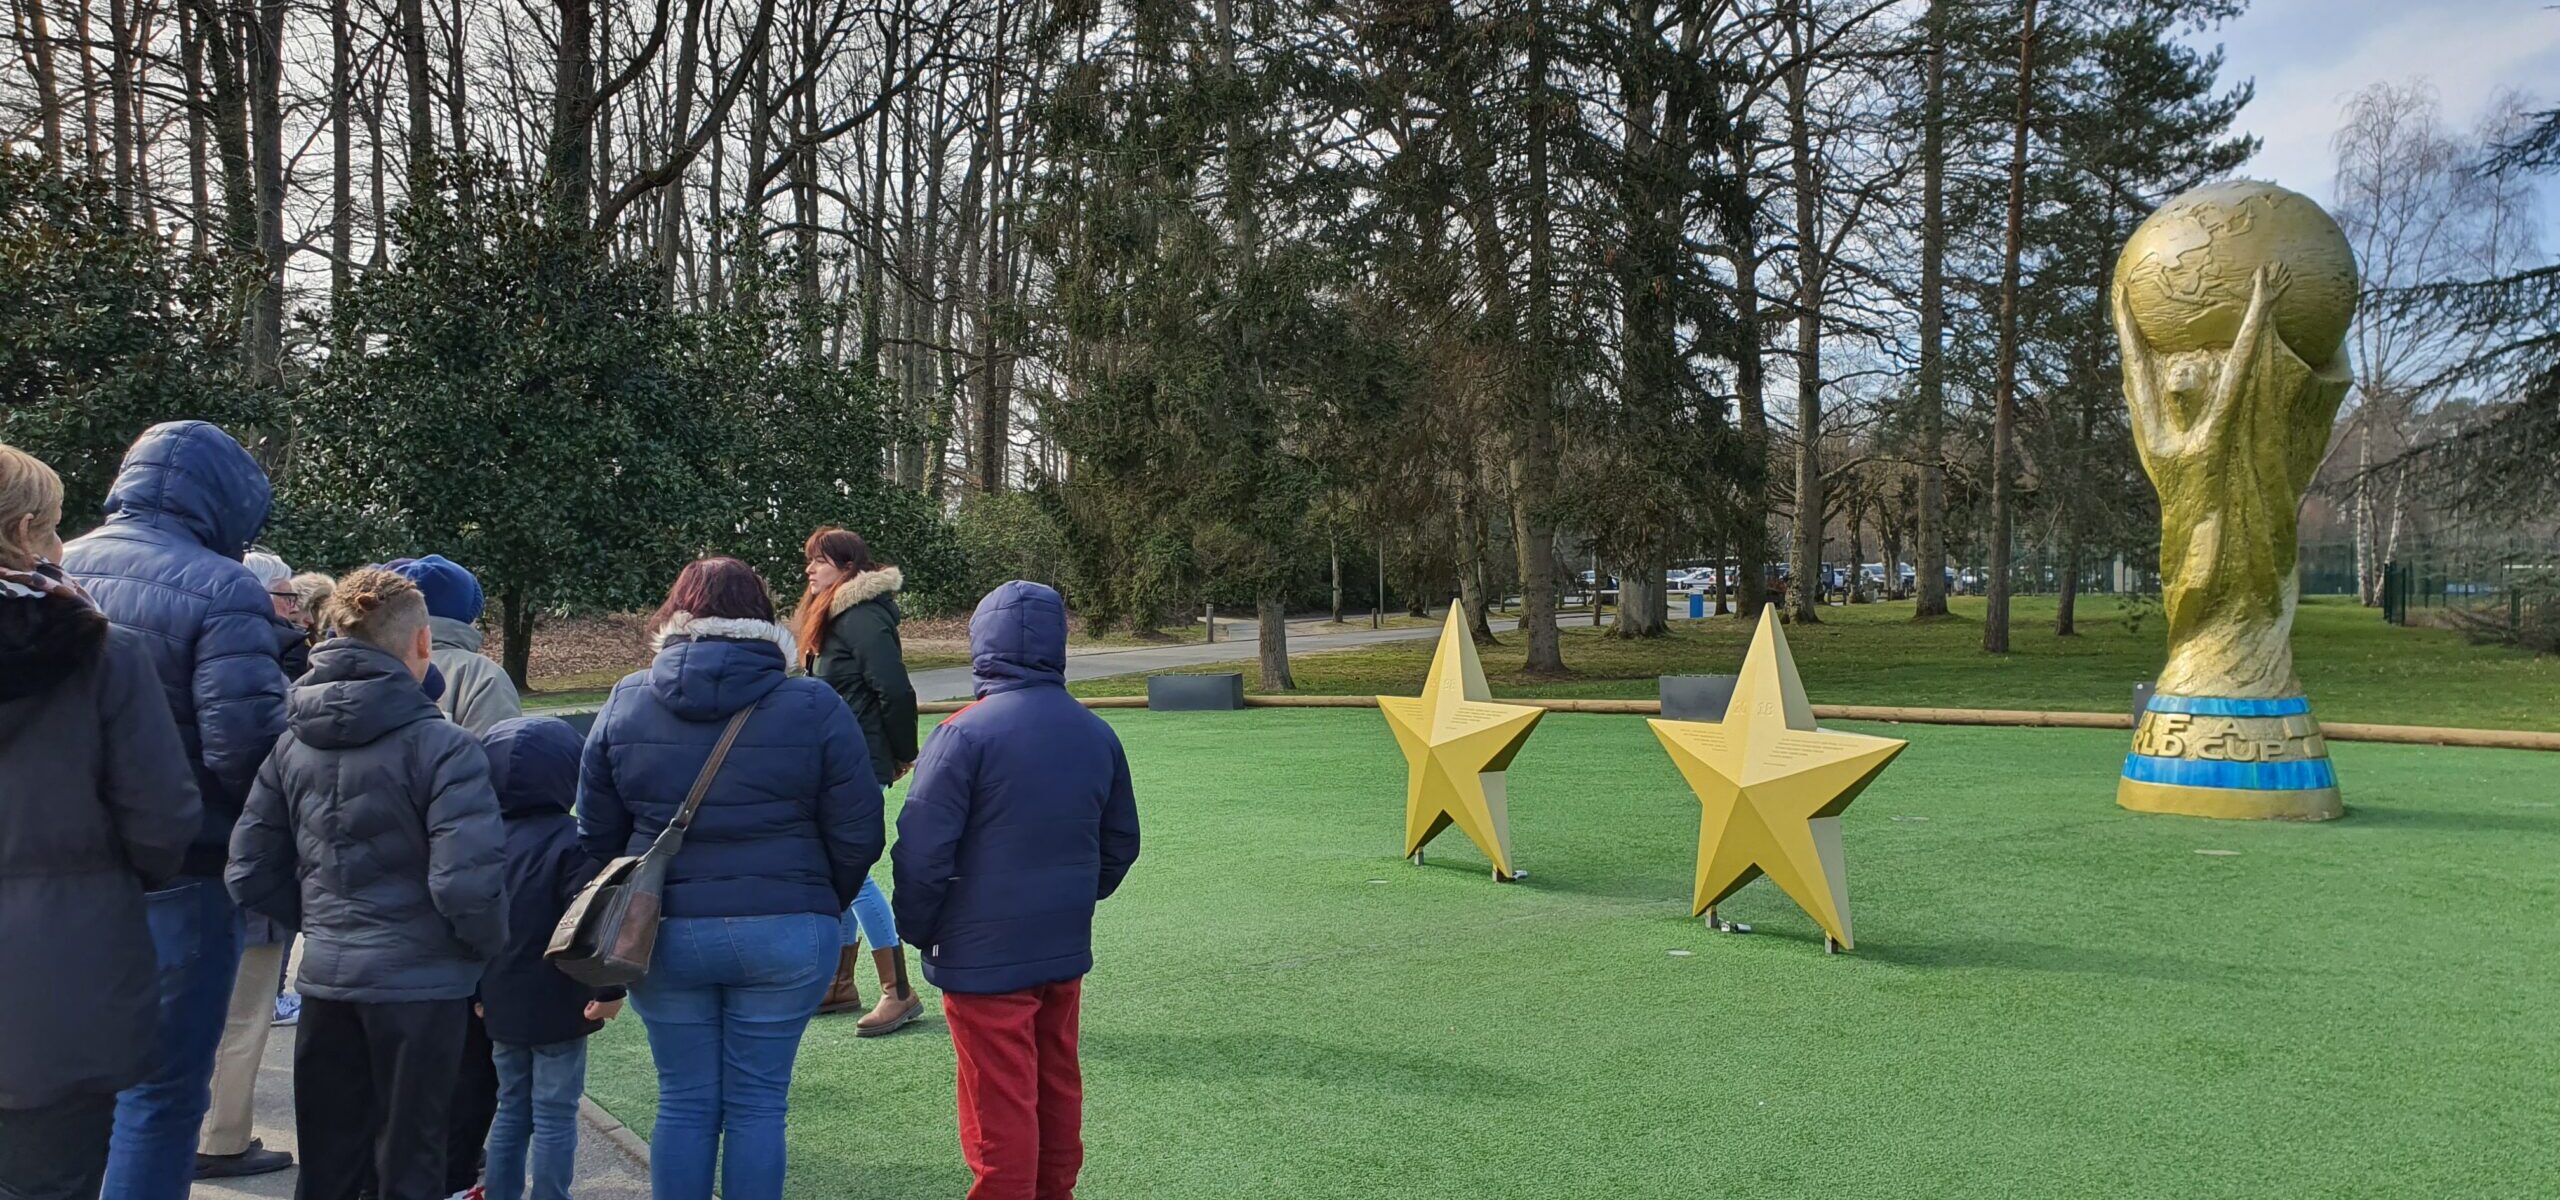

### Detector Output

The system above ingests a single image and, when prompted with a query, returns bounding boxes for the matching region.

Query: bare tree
[2330,80,2542,604]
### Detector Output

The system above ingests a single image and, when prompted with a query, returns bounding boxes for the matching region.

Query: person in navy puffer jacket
[476,717,622,1200]
[59,421,291,1200]
[893,580,1140,1200]
[577,557,883,1200]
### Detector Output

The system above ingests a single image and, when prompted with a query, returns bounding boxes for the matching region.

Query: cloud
[2198,0,2560,202]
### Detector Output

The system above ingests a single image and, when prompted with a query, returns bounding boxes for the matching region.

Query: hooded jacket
[477,717,619,1047]
[390,555,522,733]
[61,421,292,877]
[813,565,919,785]
[0,569,201,1107]
[577,615,884,920]
[227,638,510,1002]
[428,616,523,734]
[892,581,1140,995]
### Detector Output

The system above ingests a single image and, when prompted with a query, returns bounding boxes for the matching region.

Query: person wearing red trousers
[893,581,1140,1200]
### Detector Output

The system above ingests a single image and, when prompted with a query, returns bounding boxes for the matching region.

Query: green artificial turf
[582,710,2560,1199]
[1072,595,2560,732]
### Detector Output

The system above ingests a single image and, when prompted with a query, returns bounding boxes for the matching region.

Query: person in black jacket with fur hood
[793,526,923,1033]
[0,444,201,1200]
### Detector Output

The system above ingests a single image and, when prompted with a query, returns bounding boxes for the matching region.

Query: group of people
[0,421,1143,1200]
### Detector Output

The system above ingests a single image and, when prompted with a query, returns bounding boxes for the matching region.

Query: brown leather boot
[817,944,864,1015]
[854,946,923,1037]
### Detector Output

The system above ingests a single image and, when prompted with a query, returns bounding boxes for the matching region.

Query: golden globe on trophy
[2112,180,2358,821]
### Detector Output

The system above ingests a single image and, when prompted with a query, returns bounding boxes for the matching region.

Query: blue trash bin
[1689,591,1705,619]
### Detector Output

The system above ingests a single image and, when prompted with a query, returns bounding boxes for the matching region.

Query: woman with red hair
[794,528,922,1035]
[577,557,883,1200]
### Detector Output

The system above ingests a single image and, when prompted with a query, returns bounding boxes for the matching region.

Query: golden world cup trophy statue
[2112,180,2358,821]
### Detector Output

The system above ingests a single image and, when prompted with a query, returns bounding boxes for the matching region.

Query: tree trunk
[1452,472,1495,643]
[500,588,536,691]
[20,0,65,168]
[1785,10,1824,626]
[1614,552,1668,638]
[72,0,100,173]
[1727,140,1772,621]
[444,0,468,169]
[1511,0,1564,674]
[180,0,207,253]
[1330,538,1344,624]
[108,0,137,210]
[329,0,352,297]
[653,0,702,299]
[1255,591,1294,692]
[1912,0,1951,619]
[398,0,433,185]
[548,0,594,221]
[2057,531,2082,635]
[245,0,287,388]
[972,6,1011,494]
[1983,0,2038,655]
[188,0,252,361]
[2352,425,2380,605]
[1847,508,1867,603]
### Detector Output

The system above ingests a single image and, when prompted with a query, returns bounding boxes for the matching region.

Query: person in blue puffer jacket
[476,717,622,1200]
[576,556,883,1200]
[59,420,292,1200]
[892,580,1140,1200]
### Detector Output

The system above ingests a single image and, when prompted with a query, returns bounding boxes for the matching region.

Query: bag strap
[668,705,756,837]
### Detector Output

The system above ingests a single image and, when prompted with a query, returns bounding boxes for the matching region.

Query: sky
[2193,0,2560,231]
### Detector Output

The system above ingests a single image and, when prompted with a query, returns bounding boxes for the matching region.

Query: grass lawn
[582,709,2560,1199]
[1074,595,2560,731]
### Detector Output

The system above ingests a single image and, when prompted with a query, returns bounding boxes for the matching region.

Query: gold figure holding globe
[2112,179,2356,821]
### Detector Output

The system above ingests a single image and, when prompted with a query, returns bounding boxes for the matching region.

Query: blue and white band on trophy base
[2117,692,2343,821]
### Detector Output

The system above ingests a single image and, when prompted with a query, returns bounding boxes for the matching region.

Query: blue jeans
[628,913,834,1200]
[102,880,243,1200]
[838,877,901,949]
[484,1039,587,1200]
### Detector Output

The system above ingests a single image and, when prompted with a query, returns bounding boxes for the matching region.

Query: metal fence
[2381,545,2560,648]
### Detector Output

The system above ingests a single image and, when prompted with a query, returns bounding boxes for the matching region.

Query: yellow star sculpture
[1649,608,1907,951]
[1378,606,1545,881]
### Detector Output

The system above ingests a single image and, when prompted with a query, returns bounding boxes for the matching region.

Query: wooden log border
[912,692,2560,753]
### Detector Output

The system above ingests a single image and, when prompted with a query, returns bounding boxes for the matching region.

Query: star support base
[1703,906,1752,934]
[1824,935,1843,955]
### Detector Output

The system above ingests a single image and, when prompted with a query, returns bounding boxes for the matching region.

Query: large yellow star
[1649,609,1907,951]
[1377,606,1545,881]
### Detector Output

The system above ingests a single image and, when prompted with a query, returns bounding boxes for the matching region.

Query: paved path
[532,602,1719,713]
[907,616,1525,701]
[193,1025,650,1200]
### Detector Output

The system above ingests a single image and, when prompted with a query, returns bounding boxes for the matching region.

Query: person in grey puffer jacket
[389,554,521,734]
[226,568,507,1200]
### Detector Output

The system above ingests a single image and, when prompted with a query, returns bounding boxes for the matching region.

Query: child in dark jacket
[476,716,621,1200]
[894,581,1140,1200]
[226,569,508,1200]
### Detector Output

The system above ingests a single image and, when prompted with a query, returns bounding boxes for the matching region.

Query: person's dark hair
[650,557,776,636]
[792,527,883,666]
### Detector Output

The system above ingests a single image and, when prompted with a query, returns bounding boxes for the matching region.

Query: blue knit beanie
[391,554,485,623]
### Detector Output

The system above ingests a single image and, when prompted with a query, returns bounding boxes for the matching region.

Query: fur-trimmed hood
[648,613,799,722]
[652,613,799,662]
[0,567,109,704]
[826,565,905,617]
